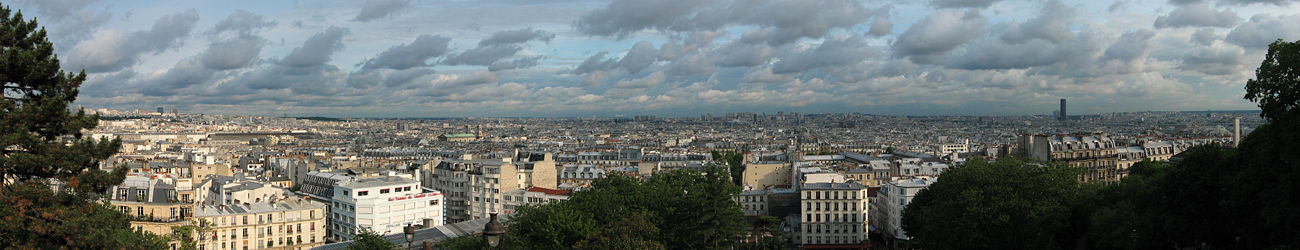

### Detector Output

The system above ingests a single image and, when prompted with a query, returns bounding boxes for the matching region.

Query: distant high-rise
[156,107,164,114]
[1059,99,1067,121]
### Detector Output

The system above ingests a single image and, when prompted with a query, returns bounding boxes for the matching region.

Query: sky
[8,0,1297,117]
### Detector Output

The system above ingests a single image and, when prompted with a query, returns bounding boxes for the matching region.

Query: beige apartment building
[192,199,327,250]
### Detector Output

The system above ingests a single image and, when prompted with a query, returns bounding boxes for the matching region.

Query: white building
[798,182,870,247]
[873,178,936,241]
[329,176,444,241]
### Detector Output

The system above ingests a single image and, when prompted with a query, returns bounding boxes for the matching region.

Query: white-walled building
[873,178,936,241]
[329,176,444,241]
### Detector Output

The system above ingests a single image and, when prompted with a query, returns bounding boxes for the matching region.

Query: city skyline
[11,0,1297,117]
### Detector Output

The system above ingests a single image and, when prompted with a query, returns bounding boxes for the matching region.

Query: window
[343,191,349,196]
[137,207,144,217]
[380,189,390,194]
[119,206,129,214]
[357,191,368,196]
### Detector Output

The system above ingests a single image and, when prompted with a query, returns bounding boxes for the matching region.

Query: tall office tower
[1234,116,1241,147]
[1059,99,1067,121]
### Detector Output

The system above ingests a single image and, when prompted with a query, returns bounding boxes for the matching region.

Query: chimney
[423,218,434,228]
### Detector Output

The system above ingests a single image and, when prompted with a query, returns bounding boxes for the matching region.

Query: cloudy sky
[10,0,1297,117]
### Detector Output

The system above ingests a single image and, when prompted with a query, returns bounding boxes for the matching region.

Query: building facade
[329,176,444,241]
[799,182,870,247]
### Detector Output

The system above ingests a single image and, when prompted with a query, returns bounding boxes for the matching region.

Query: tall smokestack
[1234,116,1241,147]
[1059,99,1067,121]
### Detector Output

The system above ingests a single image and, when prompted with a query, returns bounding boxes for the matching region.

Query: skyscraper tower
[1059,99,1067,121]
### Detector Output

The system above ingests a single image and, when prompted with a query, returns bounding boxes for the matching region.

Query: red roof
[526,187,572,196]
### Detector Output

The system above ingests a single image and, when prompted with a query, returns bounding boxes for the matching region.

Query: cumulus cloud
[420,71,499,97]
[612,71,666,89]
[442,45,524,66]
[1191,28,1218,45]
[280,27,349,67]
[772,37,880,74]
[65,10,199,73]
[478,28,555,46]
[893,10,987,64]
[619,41,659,74]
[1102,29,1156,62]
[713,42,775,67]
[201,34,266,70]
[353,0,414,22]
[930,0,1002,8]
[576,0,878,45]
[488,56,544,72]
[362,35,452,70]
[868,17,893,37]
[1225,14,1300,49]
[572,52,619,74]
[1000,1,1076,44]
[1177,44,1248,75]
[210,10,276,35]
[1153,4,1241,28]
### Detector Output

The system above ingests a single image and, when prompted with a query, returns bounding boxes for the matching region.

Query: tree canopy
[900,158,1091,250]
[0,4,165,248]
[438,164,747,249]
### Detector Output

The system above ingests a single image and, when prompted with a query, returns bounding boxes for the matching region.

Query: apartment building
[193,198,327,250]
[798,182,870,247]
[873,178,936,242]
[329,176,444,241]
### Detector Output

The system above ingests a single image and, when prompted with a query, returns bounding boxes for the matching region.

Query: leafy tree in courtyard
[0,4,168,248]
[439,164,746,249]
[348,228,398,250]
[900,158,1092,250]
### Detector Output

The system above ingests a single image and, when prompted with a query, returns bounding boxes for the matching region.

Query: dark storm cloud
[772,37,879,74]
[1153,4,1241,28]
[893,10,987,64]
[200,34,265,70]
[361,35,452,70]
[1225,14,1300,49]
[576,0,877,45]
[478,28,555,46]
[210,10,276,35]
[280,27,348,67]
[80,69,136,97]
[352,0,413,22]
[65,10,199,73]
[929,0,1002,9]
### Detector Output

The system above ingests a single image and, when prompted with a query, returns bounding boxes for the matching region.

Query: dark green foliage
[0,4,164,248]
[348,228,399,250]
[1089,146,1237,249]
[901,158,1090,250]
[0,181,170,249]
[440,164,746,249]
[741,215,788,250]
[713,150,745,186]
[1244,39,1300,124]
